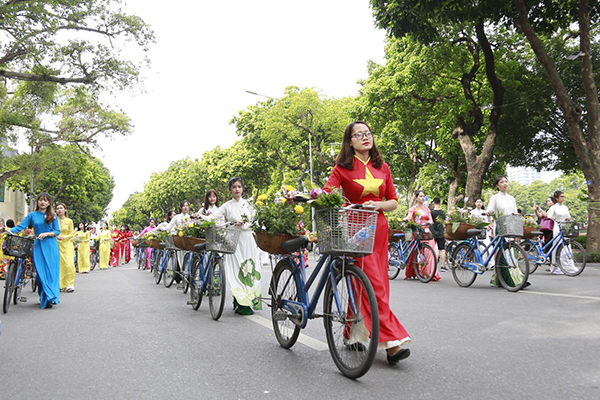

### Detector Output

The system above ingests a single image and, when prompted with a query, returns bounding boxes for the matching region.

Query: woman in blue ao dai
[10,193,60,309]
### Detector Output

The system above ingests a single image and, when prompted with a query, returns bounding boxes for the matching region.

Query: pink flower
[310,188,323,200]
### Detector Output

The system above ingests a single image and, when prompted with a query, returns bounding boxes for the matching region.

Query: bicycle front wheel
[189,257,203,310]
[415,243,437,283]
[137,249,145,270]
[270,259,302,349]
[3,261,16,313]
[451,243,477,287]
[519,239,541,274]
[323,260,379,379]
[495,241,529,292]
[388,244,401,280]
[557,239,586,276]
[154,252,164,284]
[209,255,226,320]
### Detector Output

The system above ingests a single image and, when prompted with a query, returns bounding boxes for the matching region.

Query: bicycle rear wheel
[270,259,302,349]
[13,265,25,305]
[31,264,37,292]
[323,260,379,379]
[495,241,529,292]
[189,257,203,310]
[3,261,16,313]
[415,243,437,283]
[451,243,477,287]
[557,239,586,276]
[209,255,226,320]
[388,244,401,280]
[163,251,177,288]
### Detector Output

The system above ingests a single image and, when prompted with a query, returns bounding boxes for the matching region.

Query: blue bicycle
[2,233,35,313]
[269,205,380,379]
[188,225,240,320]
[388,229,437,282]
[519,221,586,276]
[153,240,178,286]
[451,215,530,292]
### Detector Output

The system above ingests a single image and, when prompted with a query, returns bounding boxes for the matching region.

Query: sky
[92,0,389,215]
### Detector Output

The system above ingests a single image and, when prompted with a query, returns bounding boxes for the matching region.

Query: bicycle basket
[558,221,579,238]
[314,207,378,256]
[496,214,523,238]
[413,227,433,241]
[206,226,241,254]
[2,235,34,258]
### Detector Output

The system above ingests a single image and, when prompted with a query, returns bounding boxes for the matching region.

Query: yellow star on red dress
[353,167,383,198]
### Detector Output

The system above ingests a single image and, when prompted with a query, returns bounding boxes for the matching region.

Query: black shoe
[524,281,531,288]
[387,348,410,365]
[346,342,367,351]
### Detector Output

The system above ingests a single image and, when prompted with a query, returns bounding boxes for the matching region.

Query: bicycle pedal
[176,285,184,290]
[186,301,195,305]
[19,296,27,302]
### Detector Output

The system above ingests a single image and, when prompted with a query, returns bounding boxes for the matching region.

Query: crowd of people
[0,120,581,371]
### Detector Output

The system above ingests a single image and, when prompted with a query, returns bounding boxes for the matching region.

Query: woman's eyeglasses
[351,131,373,140]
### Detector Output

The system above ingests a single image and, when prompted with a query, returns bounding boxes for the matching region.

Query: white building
[507,166,542,186]
[0,183,29,224]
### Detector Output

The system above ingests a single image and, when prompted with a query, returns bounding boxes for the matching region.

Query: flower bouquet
[307,187,344,209]
[252,192,307,254]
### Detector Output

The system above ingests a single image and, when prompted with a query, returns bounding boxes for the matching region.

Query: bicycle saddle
[282,236,309,253]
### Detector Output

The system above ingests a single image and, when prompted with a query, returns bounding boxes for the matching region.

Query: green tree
[5,144,114,222]
[232,86,351,191]
[0,0,154,184]
[511,0,600,252]
[111,192,151,232]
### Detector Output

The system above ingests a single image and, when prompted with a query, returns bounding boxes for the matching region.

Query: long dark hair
[179,201,189,213]
[35,192,55,224]
[552,191,564,203]
[335,121,383,170]
[203,189,220,214]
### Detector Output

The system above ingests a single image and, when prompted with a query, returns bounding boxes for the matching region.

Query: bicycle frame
[527,232,566,263]
[274,251,354,329]
[459,234,509,273]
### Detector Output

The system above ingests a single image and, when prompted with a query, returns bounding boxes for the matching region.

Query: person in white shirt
[486,175,529,288]
[547,190,576,275]
[211,177,261,315]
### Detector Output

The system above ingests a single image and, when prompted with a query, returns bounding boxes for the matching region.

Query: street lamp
[246,89,314,187]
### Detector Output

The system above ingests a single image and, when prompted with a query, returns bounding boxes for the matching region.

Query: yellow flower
[256,201,264,206]
[295,205,304,214]
[178,231,184,237]
[188,222,194,228]
[257,194,267,202]
[286,185,294,192]
[281,198,286,204]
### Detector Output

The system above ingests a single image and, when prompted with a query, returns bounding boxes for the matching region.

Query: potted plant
[444,208,488,240]
[177,219,215,250]
[522,216,540,239]
[252,192,307,254]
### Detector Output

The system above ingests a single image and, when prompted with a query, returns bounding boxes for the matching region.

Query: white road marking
[245,314,329,351]
[522,291,600,301]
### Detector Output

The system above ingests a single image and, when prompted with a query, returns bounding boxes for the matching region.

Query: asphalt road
[1,255,599,400]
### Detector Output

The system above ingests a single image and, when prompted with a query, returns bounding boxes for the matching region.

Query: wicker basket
[254,232,296,255]
[522,226,540,239]
[172,235,185,249]
[131,239,141,247]
[2,235,34,258]
[558,221,579,238]
[444,223,476,240]
[496,215,523,237]
[182,236,206,251]
[315,207,378,256]
[146,239,162,249]
[206,226,241,254]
